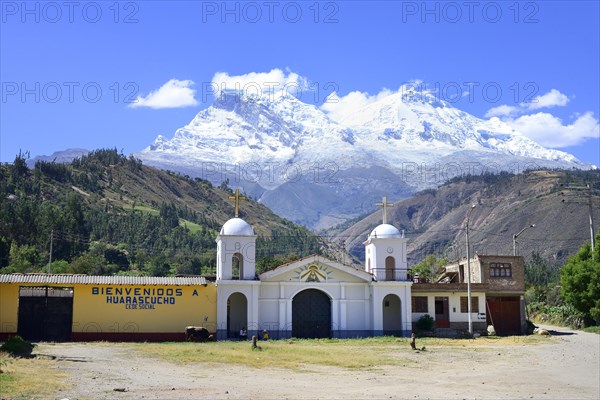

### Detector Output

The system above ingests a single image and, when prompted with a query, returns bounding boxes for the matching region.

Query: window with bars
[412,296,428,313]
[460,296,479,313]
[490,263,512,278]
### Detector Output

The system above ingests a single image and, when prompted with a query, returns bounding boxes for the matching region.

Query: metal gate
[292,289,331,339]
[487,297,521,336]
[17,286,74,342]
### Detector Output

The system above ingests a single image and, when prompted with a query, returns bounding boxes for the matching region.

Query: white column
[250,284,259,333]
[340,284,347,331]
[365,285,371,331]
[279,300,286,331]
[286,299,293,332]
[340,302,347,330]
[404,288,412,333]
[331,299,339,334]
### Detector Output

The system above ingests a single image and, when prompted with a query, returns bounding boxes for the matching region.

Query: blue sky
[1,0,599,165]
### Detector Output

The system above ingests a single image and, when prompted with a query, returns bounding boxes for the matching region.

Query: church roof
[369,223,403,239]
[219,217,255,236]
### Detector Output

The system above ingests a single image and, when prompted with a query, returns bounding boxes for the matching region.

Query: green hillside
[0,149,321,276]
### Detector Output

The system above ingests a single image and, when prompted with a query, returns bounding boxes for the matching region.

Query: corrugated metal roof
[0,274,207,286]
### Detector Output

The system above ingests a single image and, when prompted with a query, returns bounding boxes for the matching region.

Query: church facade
[214,215,413,339]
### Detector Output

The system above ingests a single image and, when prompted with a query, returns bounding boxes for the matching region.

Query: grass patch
[133,337,415,370]
[132,205,159,215]
[582,326,600,334]
[131,335,553,371]
[180,218,203,233]
[132,205,203,233]
[0,353,70,400]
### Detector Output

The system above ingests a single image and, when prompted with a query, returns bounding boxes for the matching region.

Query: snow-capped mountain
[337,88,578,163]
[136,88,589,230]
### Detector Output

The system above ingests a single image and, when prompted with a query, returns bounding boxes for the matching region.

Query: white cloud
[508,111,599,147]
[210,69,309,99]
[484,105,521,118]
[485,89,570,118]
[321,89,393,123]
[129,79,198,109]
[482,89,598,147]
[524,88,570,110]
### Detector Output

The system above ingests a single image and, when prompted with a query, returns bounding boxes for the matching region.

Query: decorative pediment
[259,255,372,283]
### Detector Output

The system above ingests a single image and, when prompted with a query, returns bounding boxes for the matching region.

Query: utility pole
[513,224,535,256]
[48,229,54,274]
[587,184,595,256]
[561,183,597,260]
[465,204,476,337]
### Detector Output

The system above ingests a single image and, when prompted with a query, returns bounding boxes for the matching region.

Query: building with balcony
[411,255,527,336]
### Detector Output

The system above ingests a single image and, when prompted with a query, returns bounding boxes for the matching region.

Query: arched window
[385,256,395,281]
[232,252,244,280]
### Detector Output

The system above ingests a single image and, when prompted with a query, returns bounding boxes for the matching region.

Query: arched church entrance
[382,294,402,336]
[292,289,331,339]
[227,292,247,339]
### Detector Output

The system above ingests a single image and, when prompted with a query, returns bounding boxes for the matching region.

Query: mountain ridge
[325,169,600,265]
[74,88,600,229]
[1,149,324,275]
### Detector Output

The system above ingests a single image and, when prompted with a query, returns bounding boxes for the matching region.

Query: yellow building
[0,274,217,341]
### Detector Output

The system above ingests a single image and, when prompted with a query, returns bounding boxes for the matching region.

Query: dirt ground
[33,325,599,400]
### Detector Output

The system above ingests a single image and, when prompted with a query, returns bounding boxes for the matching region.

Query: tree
[560,231,600,325]
[3,243,41,273]
[411,255,448,282]
[524,251,562,305]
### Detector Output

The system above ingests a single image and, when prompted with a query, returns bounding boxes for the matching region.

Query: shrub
[0,336,35,357]
[527,302,586,329]
[414,314,435,333]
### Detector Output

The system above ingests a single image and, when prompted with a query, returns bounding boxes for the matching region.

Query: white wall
[411,292,487,323]
[216,281,260,336]
[257,282,374,334]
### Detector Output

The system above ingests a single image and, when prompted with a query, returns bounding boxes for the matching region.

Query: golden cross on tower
[375,196,394,224]
[228,188,247,218]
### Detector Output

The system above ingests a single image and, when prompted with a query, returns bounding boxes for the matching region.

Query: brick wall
[477,255,525,292]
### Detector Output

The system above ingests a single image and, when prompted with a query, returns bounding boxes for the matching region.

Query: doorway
[434,296,450,328]
[226,292,248,339]
[382,294,402,336]
[17,286,74,342]
[292,289,331,339]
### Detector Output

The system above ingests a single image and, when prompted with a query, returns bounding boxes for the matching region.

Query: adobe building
[411,255,527,336]
[0,275,216,341]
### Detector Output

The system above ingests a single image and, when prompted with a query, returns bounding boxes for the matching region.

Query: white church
[215,194,413,340]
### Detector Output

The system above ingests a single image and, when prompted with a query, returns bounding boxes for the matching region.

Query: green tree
[2,243,42,273]
[560,231,600,325]
[69,252,105,275]
[411,255,448,282]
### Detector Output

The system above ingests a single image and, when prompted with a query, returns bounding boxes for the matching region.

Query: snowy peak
[334,89,579,163]
[143,90,357,167]
[141,86,583,167]
[136,84,589,229]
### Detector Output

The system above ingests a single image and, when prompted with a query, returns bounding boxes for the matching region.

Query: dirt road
[38,325,599,400]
